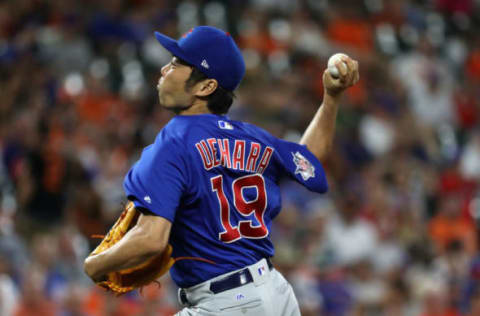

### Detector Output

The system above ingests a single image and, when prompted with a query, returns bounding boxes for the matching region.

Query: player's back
[124,113,328,288]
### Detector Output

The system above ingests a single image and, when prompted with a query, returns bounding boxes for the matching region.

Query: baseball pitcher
[84,26,359,315]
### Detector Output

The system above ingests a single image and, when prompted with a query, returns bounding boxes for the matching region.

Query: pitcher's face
[157,57,195,111]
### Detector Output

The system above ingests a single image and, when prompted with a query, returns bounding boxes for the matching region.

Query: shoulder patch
[292,151,315,181]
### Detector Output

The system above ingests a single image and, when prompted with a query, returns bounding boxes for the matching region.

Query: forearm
[84,227,164,279]
[300,92,341,164]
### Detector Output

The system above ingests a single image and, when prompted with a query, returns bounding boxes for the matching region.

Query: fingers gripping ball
[328,53,349,79]
[323,53,359,96]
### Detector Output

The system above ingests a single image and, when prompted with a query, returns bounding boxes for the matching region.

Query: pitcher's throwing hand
[324,53,360,97]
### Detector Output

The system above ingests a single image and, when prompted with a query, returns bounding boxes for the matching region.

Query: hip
[175,258,300,316]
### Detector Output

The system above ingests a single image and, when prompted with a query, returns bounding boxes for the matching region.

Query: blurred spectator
[349,259,388,315]
[467,288,480,316]
[417,280,461,316]
[13,265,58,316]
[392,36,456,130]
[429,194,477,255]
[460,130,480,181]
[58,284,89,316]
[325,191,378,266]
[0,257,19,316]
[359,109,396,157]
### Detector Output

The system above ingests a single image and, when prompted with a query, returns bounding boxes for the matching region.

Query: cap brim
[154,32,190,63]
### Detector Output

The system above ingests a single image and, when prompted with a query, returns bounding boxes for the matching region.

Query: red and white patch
[292,151,315,181]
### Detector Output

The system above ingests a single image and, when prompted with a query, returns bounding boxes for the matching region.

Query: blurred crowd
[1,0,480,315]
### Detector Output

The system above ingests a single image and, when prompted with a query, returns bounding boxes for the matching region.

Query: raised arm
[300,55,359,164]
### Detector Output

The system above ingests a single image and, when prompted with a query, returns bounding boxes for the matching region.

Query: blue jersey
[123,113,328,288]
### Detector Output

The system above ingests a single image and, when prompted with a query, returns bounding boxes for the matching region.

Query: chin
[159,100,175,110]
[158,98,177,112]
[158,93,168,108]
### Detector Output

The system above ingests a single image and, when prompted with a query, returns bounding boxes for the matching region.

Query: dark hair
[176,58,235,114]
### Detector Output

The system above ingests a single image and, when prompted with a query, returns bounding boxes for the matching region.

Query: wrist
[323,90,342,105]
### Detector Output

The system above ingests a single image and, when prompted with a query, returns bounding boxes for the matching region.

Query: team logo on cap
[292,151,315,181]
[201,59,209,69]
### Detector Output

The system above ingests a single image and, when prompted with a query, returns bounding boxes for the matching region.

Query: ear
[193,79,218,97]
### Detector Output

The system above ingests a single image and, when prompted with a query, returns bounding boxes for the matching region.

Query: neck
[177,99,210,116]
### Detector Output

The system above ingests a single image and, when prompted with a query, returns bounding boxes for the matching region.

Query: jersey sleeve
[123,130,188,222]
[274,138,328,193]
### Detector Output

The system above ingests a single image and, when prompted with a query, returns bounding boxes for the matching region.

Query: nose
[160,63,171,77]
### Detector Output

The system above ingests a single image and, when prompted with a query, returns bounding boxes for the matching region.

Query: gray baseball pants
[175,258,301,316]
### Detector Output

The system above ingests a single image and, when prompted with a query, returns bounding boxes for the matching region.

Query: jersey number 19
[211,174,268,243]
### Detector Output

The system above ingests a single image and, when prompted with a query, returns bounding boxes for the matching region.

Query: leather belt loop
[267,258,273,270]
[179,288,189,305]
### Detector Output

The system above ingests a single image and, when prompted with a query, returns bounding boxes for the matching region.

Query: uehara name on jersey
[195,138,274,173]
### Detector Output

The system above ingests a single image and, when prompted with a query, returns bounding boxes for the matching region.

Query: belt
[179,259,273,305]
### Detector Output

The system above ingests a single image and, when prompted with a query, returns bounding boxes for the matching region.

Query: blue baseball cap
[154,26,246,92]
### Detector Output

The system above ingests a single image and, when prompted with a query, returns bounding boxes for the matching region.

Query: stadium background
[1,0,480,315]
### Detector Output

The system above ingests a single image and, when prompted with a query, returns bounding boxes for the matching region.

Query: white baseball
[328,53,349,78]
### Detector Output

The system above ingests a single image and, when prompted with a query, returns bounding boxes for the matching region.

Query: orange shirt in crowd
[76,92,117,125]
[420,310,461,316]
[14,300,58,316]
[327,18,374,53]
[429,213,477,255]
[84,286,177,316]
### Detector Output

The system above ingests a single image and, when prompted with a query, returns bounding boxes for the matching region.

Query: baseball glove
[88,201,175,296]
